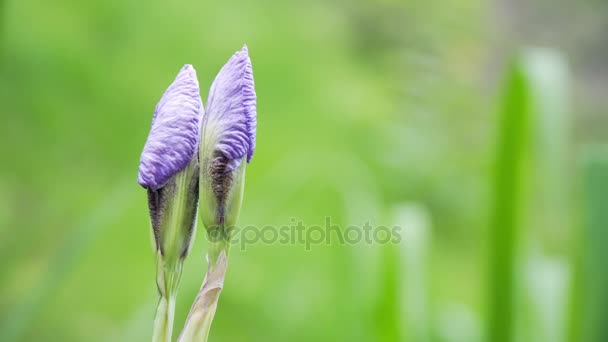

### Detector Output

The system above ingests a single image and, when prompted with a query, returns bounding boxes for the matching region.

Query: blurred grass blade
[524,255,570,342]
[579,147,608,342]
[437,304,481,342]
[522,49,571,243]
[518,48,572,342]
[488,48,572,342]
[394,203,431,342]
[374,242,400,341]
[524,49,570,198]
[487,55,531,342]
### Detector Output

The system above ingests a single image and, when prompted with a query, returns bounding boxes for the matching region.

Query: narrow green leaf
[579,147,608,342]
[487,55,531,342]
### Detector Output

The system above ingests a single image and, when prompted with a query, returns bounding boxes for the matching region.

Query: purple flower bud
[138,65,203,190]
[204,45,257,170]
[199,45,257,231]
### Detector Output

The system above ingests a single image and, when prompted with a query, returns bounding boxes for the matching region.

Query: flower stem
[153,251,183,342]
[178,245,228,342]
[153,294,176,342]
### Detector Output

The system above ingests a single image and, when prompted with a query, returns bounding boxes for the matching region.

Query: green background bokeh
[0,0,606,341]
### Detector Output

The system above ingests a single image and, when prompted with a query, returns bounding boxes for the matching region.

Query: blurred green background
[1,0,607,341]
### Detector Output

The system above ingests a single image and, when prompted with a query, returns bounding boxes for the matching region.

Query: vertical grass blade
[579,147,608,342]
[488,48,572,342]
[523,255,570,342]
[519,49,572,342]
[487,56,531,342]
[394,204,431,342]
[374,242,400,341]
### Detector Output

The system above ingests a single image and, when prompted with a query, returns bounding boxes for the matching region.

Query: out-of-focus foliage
[0,0,606,341]
[579,148,608,342]
[487,55,531,342]
[487,49,571,342]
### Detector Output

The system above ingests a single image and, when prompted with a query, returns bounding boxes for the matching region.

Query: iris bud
[138,64,203,342]
[199,46,257,254]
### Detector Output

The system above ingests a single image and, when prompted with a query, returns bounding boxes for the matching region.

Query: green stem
[178,245,228,342]
[153,294,176,342]
[153,252,183,342]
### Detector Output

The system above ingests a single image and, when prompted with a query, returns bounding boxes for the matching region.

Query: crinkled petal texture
[138,65,203,190]
[205,45,257,169]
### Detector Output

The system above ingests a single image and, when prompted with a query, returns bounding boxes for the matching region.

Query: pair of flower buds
[137,45,256,268]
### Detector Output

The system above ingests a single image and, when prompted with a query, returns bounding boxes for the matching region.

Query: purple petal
[138,65,203,190]
[205,45,257,166]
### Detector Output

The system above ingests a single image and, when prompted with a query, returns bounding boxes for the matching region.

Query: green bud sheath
[148,160,199,342]
[149,160,199,267]
[199,156,246,261]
